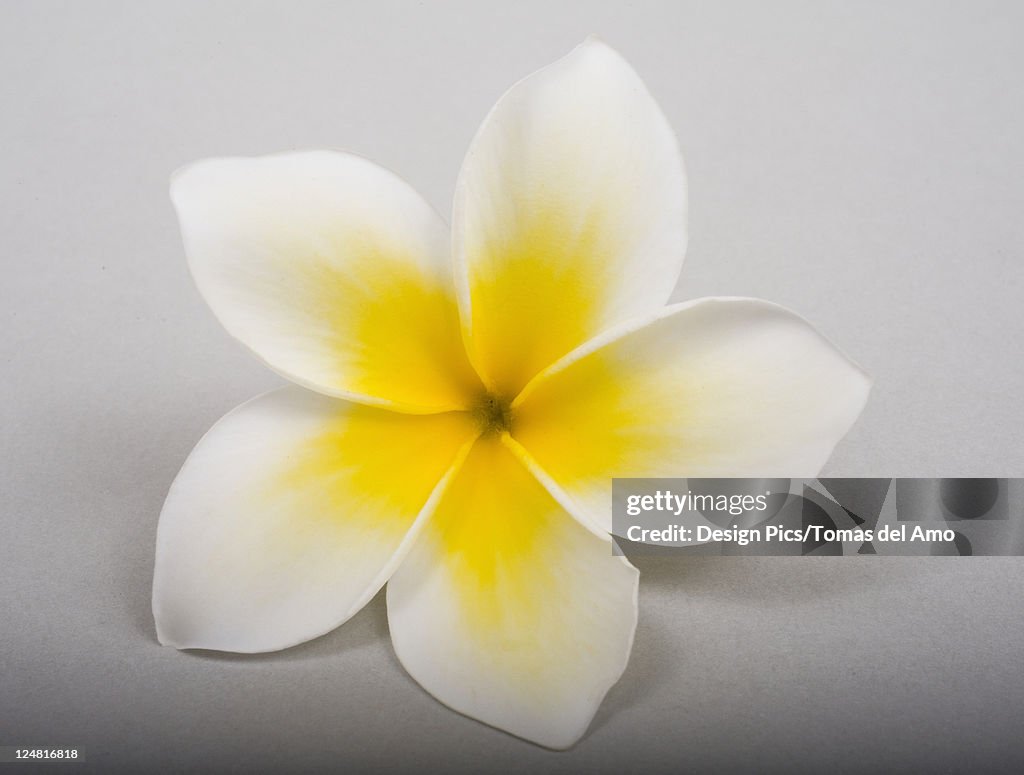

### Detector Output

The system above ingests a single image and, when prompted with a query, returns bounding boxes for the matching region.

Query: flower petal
[153,386,477,652]
[172,151,482,413]
[453,39,687,397]
[512,298,872,533]
[386,434,638,749]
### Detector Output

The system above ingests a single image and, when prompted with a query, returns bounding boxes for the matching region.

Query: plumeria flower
[153,39,870,748]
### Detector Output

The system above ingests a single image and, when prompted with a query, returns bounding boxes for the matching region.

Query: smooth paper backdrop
[2,1,1023,772]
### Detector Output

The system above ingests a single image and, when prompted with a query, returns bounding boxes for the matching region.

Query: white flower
[153,39,870,748]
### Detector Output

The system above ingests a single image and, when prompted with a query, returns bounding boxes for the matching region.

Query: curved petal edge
[453,39,688,397]
[512,297,872,533]
[153,386,477,652]
[386,434,639,748]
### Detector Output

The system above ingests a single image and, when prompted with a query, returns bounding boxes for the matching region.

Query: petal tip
[153,618,183,650]
[156,635,182,650]
[567,35,632,71]
[579,33,611,50]
[169,155,223,206]
[152,595,188,650]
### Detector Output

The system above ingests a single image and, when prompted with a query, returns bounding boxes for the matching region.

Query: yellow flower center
[473,392,514,435]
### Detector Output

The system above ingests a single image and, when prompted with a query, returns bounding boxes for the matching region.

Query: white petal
[453,39,687,397]
[153,386,477,652]
[387,434,638,749]
[172,151,482,413]
[512,298,872,533]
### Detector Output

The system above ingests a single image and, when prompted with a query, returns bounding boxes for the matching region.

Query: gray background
[2,0,1023,772]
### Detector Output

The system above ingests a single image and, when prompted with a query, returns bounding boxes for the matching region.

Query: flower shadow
[585,555,704,739]
[586,553,947,741]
